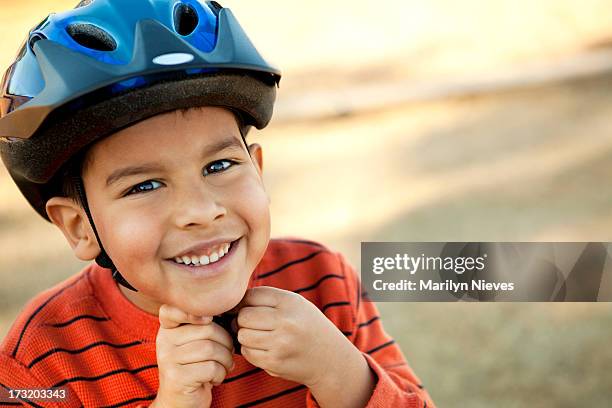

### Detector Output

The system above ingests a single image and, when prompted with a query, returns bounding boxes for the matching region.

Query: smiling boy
[61,107,271,318]
[0,1,435,407]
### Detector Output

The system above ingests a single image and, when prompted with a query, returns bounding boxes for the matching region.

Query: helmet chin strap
[72,176,138,292]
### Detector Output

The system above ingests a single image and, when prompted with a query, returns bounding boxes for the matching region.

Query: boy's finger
[240,345,269,367]
[176,339,235,373]
[181,360,228,387]
[171,322,236,352]
[236,306,277,331]
[236,327,272,351]
[159,304,212,329]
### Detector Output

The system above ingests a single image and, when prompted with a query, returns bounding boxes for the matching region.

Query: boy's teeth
[174,241,234,266]
[200,254,210,265]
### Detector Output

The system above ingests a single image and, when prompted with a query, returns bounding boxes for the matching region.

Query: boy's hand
[231,287,368,393]
[150,304,236,408]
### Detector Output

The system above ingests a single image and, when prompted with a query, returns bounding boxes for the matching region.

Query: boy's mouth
[168,238,241,267]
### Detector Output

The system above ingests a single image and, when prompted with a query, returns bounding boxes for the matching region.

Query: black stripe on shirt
[358,316,380,329]
[0,382,43,408]
[366,339,395,355]
[293,274,344,294]
[236,384,306,407]
[320,301,351,314]
[223,367,262,383]
[28,341,142,368]
[51,364,157,388]
[47,315,109,328]
[257,251,325,280]
[100,394,156,408]
[12,274,86,357]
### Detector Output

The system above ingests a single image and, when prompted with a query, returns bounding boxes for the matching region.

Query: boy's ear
[246,142,270,203]
[247,142,264,175]
[46,197,100,261]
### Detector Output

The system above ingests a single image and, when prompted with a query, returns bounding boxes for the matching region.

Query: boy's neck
[118,282,162,316]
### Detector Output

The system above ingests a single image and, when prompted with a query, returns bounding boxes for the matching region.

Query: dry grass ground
[2,1,612,406]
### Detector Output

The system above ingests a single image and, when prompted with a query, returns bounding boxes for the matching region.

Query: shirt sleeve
[0,352,82,408]
[306,252,436,408]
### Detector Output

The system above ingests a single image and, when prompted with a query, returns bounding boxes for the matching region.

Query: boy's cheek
[109,218,159,257]
[98,212,164,281]
[233,183,271,258]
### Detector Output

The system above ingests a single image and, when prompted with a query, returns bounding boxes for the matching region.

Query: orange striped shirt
[0,238,435,407]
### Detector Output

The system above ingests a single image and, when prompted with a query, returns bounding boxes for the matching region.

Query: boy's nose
[172,185,227,228]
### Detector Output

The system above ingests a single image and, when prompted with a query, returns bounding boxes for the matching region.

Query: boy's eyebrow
[105,136,245,187]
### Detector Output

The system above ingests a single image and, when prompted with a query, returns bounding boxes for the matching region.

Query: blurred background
[2,0,612,406]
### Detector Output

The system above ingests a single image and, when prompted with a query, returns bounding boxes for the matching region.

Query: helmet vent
[66,23,117,51]
[174,3,199,36]
[28,33,48,55]
[207,1,223,16]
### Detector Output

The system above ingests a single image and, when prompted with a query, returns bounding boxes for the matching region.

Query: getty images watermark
[360,243,612,301]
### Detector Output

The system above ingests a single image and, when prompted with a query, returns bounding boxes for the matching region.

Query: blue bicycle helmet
[0,0,281,292]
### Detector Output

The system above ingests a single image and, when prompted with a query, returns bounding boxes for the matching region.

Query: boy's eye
[126,180,163,195]
[203,159,237,175]
[122,160,238,196]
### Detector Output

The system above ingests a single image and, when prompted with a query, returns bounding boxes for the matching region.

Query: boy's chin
[177,288,247,317]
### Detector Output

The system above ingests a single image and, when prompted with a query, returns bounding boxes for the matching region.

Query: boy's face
[71,107,270,317]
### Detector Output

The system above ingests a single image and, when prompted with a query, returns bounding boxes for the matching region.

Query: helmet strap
[72,176,138,292]
[240,133,250,155]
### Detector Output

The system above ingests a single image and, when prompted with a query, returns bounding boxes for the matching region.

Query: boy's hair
[58,150,90,208]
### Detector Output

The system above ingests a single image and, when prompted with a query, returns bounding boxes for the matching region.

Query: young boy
[0,1,435,407]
